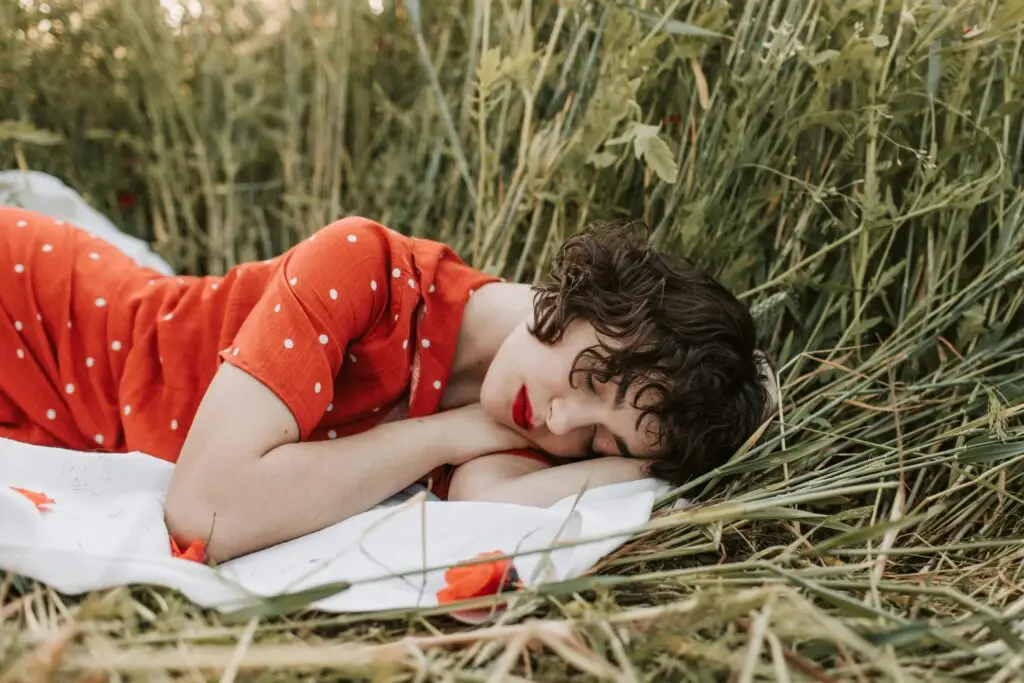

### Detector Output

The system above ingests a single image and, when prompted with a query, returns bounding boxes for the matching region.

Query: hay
[2,0,1024,679]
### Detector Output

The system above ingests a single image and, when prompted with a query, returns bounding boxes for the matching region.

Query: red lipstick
[512,385,534,431]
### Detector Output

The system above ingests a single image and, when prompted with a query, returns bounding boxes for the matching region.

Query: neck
[444,282,533,408]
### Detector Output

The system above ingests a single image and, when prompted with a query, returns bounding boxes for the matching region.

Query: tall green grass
[2,0,1024,680]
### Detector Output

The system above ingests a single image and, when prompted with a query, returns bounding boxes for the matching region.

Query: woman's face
[480,315,662,460]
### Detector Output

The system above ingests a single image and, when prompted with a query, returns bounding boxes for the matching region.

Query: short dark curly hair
[529,220,775,486]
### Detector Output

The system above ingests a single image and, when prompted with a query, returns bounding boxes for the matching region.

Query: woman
[1,207,774,562]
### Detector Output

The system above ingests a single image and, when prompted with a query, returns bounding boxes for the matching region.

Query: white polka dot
[370,280,377,291]
[148,279,156,286]
[95,297,106,308]
[111,340,122,351]
[274,303,281,313]
[94,434,104,445]
[14,264,24,274]
[159,356,164,364]
[392,268,401,278]
[36,314,41,322]
[66,320,72,329]
[85,357,95,368]
[41,244,53,252]
[347,234,357,243]
[421,339,431,348]
[170,419,179,431]
[177,278,185,284]
[394,313,400,322]
[284,338,294,349]
[16,349,25,359]
[211,282,219,290]
[89,252,100,260]
[408,278,415,289]
[163,313,174,321]
[372,406,380,412]
[232,347,240,356]
[402,339,409,349]
[65,383,75,395]
[327,403,333,412]
[289,277,298,286]
[348,353,357,363]
[123,405,132,416]
[469,289,475,297]
[319,334,328,345]
[54,219,64,225]
[329,288,338,300]
[328,430,338,439]
[429,284,436,293]
[15,220,27,228]
[314,382,322,394]
[46,409,56,420]
[14,321,22,331]
[433,380,442,390]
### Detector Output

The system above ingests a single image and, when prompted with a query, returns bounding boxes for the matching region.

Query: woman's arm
[446,453,650,507]
[165,365,524,562]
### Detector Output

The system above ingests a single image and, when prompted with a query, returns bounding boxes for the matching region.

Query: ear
[753,350,780,416]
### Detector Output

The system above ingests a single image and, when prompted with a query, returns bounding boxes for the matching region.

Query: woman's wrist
[432,404,529,465]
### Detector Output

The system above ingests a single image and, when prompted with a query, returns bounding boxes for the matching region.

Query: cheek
[482,324,535,401]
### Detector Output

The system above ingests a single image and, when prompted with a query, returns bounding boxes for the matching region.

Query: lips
[512,385,534,431]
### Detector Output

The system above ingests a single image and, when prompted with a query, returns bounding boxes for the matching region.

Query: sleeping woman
[0,207,775,562]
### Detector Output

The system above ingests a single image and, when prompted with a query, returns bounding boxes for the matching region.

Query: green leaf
[530,575,617,597]
[631,124,679,184]
[957,440,1024,465]
[604,126,638,147]
[803,512,932,556]
[220,580,352,623]
[0,121,63,146]
[807,49,841,67]
[634,11,726,39]
[844,316,883,341]
[589,151,618,168]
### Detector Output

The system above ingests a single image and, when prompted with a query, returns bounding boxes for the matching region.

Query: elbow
[164,483,213,544]
[164,474,235,562]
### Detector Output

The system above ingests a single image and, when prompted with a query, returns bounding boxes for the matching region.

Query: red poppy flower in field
[437,551,521,604]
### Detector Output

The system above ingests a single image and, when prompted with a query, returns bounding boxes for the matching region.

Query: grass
[2,0,1024,680]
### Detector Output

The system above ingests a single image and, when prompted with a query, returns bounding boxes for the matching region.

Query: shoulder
[307,216,394,254]
[281,216,404,280]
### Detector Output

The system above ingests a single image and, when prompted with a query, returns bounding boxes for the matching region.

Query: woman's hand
[441,403,532,465]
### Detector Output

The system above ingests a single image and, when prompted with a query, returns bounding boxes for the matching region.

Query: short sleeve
[220,217,389,438]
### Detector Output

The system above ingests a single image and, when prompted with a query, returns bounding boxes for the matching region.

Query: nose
[545,396,590,437]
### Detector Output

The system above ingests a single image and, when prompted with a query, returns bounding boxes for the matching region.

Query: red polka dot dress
[0,207,550,497]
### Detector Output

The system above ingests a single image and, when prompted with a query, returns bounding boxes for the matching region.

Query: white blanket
[0,169,174,275]
[0,439,668,613]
